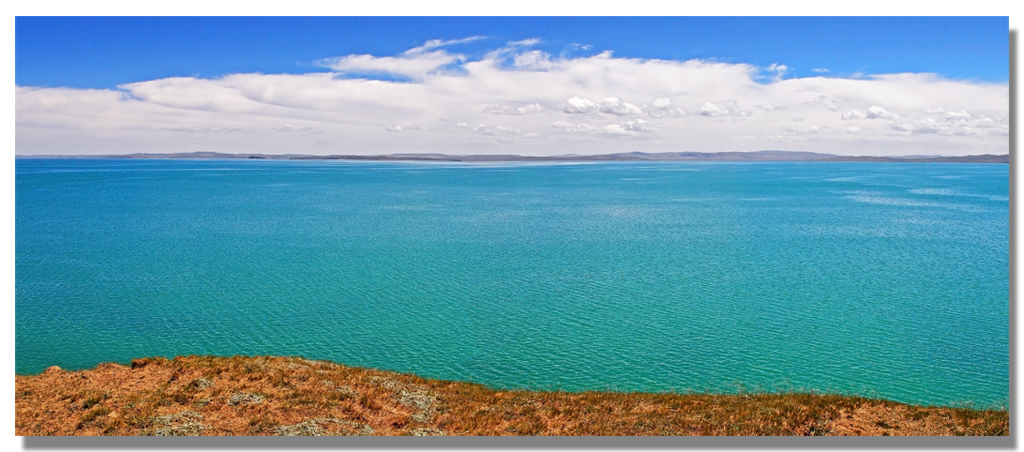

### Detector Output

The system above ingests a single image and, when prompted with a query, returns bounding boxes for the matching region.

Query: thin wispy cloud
[15,38,1009,156]
[406,36,485,54]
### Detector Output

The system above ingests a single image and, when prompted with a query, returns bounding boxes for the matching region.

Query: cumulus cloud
[698,100,751,118]
[512,50,556,70]
[865,106,899,120]
[560,97,643,116]
[841,110,867,120]
[644,97,686,117]
[944,110,972,121]
[601,124,635,135]
[552,120,596,133]
[561,96,600,114]
[621,118,657,133]
[603,119,656,136]
[553,118,655,138]
[891,120,937,134]
[472,124,523,136]
[14,38,1010,157]
[783,124,831,134]
[484,103,545,115]
[275,123,323,133]
[804,95,841,112]
[599,98,644,116]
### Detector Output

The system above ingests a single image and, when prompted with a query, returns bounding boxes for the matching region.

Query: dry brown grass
[14,355,1008,436]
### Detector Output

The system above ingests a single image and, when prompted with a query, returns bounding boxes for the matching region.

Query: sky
[14,16,1011,157]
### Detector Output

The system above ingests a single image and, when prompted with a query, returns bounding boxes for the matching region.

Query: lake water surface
[15,159,1009,407]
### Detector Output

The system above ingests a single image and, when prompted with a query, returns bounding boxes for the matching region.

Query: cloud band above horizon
[15,38,1009,157]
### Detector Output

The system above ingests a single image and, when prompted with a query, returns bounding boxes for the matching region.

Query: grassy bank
[14,355,1008,436]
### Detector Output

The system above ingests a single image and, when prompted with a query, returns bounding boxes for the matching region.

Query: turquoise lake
[15,158,1009,408]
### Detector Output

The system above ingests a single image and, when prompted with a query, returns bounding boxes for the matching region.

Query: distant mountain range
[18,150,1010,163]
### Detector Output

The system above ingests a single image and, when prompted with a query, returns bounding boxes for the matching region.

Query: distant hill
[17,150,1010,163]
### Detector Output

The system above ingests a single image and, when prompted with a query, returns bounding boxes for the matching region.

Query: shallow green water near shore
[16,159,1009,407]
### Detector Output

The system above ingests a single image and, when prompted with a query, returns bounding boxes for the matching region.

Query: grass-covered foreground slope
[15,355,1008,436]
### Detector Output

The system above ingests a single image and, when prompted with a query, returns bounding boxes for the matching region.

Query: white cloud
[508,38,541,47]
[698,100,751,118]
[783,124,831,134]
[561,97,643,116]
[600,124,634,135]
[841,110,867,120]
[512,50,555,70]
[866,106,899,120]
[551,120,595,133]
[164,126,244,133]
[944,110,972,121]
[599,97,643,116]
[645,97,686,117]
[554,117,655,139]
[561,96,601,114]
[484,38,548,69]
[319,37,484,81]
[600,119,656,137]
[812,68,830,73]
[484,103,545,115]
[406,36,485,54]
[15,39,1010,157]
[473,124,522,136]
[766,63,788,82]
[275,123,323,134]
[804,95,841,112]
[622,117,655,130]
[321,51,462,81]
[622,118,656,132]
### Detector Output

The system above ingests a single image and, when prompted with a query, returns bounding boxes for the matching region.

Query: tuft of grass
[81,406,110,423]
[247,414,277,435]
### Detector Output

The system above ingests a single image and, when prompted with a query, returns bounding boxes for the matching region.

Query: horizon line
[14,150,1011,164]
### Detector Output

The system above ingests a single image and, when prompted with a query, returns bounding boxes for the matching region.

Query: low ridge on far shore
[15,150,1010,163]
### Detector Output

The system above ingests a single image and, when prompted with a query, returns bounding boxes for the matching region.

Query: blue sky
[14,17,1011,157]
[17,17,1009,89]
